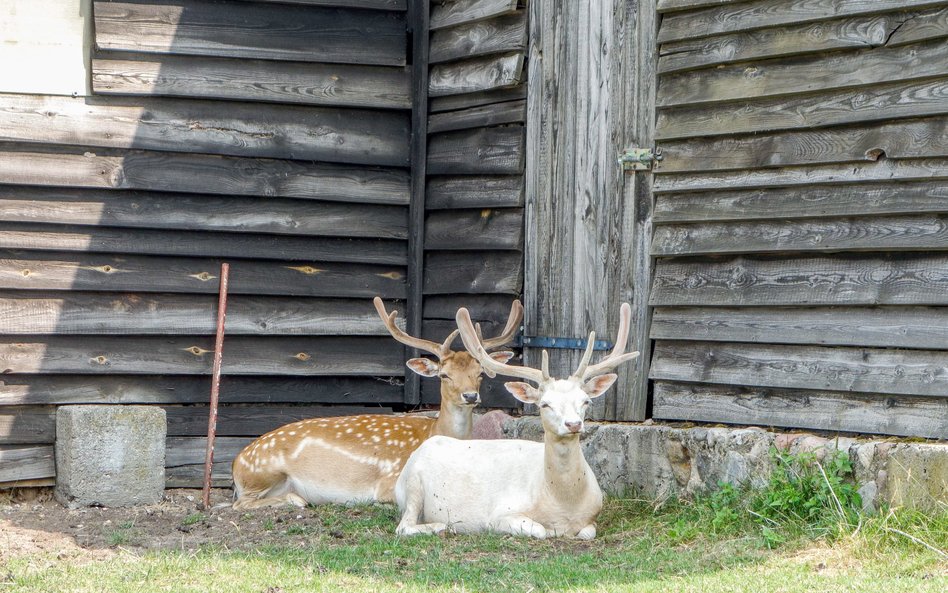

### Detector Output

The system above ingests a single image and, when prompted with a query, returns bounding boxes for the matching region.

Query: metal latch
[618,148,660,171]
[517,335,613,351]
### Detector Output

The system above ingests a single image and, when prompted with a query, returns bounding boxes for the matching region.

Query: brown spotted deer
[230,297,522,509]
[394,303,638,539]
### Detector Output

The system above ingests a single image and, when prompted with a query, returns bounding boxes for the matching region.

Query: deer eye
[438,373,450,380]
[538,402,550,409]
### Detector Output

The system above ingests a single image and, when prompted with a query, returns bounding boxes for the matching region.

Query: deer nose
[462,392,479,405]
[565,421,582,433]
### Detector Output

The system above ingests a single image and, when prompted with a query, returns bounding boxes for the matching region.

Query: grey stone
[885,443,948,512]
[55,405,166,508]
[472,410,514,440]
[858,481,878,514]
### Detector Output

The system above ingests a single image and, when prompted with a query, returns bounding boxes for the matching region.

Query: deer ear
[481,351,515,377]
[406,358,440,377]
[582,374,618,398]
[505,382,541,404]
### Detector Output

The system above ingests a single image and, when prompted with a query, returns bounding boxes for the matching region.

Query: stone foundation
[501,417,948,512]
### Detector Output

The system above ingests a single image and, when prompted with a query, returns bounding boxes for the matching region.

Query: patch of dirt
[0,488,350,561]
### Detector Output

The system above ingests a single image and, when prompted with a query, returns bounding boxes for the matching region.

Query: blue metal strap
[516,336,613,351]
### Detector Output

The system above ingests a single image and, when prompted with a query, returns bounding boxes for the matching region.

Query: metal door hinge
[618,148,661,171]
[517,335,613,351]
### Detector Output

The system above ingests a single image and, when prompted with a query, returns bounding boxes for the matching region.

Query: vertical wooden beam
[405,0,430,405]
[623,0,658,421]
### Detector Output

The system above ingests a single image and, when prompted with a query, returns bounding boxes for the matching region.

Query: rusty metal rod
[202,262,230,509]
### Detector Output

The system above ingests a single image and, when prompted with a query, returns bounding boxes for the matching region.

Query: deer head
[373,297,522,408]
[456,303,639,436]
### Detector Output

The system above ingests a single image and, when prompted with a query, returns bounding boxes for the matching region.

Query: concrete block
[55,405,166,508]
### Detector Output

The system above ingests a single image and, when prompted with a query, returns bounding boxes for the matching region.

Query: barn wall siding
[648,0,948,439]
[0,0,413,486]
[420,0,528,406]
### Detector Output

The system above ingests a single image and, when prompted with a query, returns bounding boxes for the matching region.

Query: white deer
[394,303,638,539]
[230,297,522,509]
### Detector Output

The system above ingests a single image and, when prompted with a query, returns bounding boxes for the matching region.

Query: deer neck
[429,396,473,439]
[542,431,589,501]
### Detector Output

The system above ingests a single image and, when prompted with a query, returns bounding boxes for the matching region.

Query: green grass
[181,513,205,527]
[3,449,946,593]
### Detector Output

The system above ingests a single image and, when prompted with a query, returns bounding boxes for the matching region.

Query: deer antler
[374,297,456,359]
[477,300,524,350]
[571,302,640,381]
[457,307,550,384]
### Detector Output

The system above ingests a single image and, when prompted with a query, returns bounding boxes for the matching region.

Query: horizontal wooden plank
[427,125,525,175]
[428,100,526,134]
[0,147,410,206]
[165,463,233,487]
[657,0,743,11]
[652,157,948,194]
[0,406,55,445]
[164,404,394,436]
[653,181,948,223]
[423,294,522,322]
[430,11,527,64]
[94,0,406,66]
[0,94,409,167]
[0,375,404,406]
[650,306,948,349]
[657,8,945,74]
[430,0,518,30]
[653,381,947,439]
[651,253,948,307]
[92,55,411,110]
[0,446,55,483]
[656,77,948,140]
[0,223,405,264]
[0,293,402,336]
[657,39,948,107]
[429,53,524,97]
[649,340,948,398]
[429,84,526,113]
[426,175,524,209]
[251,0,406,10]
[652,214,948,256]
[0,336,402,375]
[425,208,523,250]
[657,117,948,173]
[0,251,405,298]
[166,436,251,468]
[0,186,407,239]
[423,251,523,295]
[657,0,948,44]
[888,5,948,46]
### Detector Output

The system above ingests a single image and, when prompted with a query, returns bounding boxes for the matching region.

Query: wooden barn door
[524,0,658,421]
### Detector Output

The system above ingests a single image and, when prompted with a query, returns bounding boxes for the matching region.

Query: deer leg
[492,515,547,539]
[576,524,597,540]
[394,475,446,536]
[233,491,308,510]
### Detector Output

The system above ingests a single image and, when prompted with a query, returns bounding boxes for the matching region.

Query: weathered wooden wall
[649,0,948,439]
[523,0,656,420]
[0,0,412,486]
[421,0,528,406]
